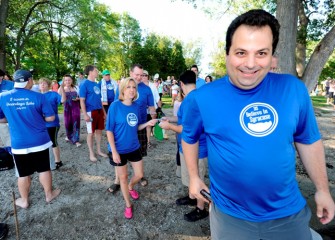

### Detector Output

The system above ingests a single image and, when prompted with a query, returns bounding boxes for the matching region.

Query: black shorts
[13,148,50,177]
[108,148,142,167]
[47,126,60,147]
[137,128,147,157]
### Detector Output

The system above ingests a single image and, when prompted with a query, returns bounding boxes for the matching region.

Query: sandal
[140,177,148,187]
[55,161,63,169]
[107,184,120,194]
[147,142,152,148]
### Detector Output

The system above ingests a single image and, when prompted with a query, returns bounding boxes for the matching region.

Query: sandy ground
[0,107,334,240]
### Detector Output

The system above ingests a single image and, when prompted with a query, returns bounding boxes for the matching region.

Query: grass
[310,95,328,108]
[161,95,172,109]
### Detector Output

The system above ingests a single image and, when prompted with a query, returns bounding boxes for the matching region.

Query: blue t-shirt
[79,79,102,112]
[98,80,117,104]
[177,90,207,158]
[0,80,14,93]
[182,73,321,222]
[196,77,206,89]
[0,89,54,149]
[115,82,154,124]
[106,100,140,154]
[44,91,61,127]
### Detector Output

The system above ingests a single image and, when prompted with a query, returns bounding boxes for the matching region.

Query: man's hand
[315,190,335,224]
[84,114,91,122]
[189,176,211,204]
[159,121,170,130]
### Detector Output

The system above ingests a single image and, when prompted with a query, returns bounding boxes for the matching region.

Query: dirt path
[0,107,334,239]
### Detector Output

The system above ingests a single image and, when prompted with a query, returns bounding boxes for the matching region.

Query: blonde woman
[39,78,65,169]
[106,77,157,219]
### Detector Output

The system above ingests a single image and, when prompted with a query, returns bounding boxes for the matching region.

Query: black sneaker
[184,207,209,222]
[176,196,197,206]
[0,223,8,240]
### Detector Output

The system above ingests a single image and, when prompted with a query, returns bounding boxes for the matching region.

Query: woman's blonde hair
[118,77,138,101]
[38,77,51,87]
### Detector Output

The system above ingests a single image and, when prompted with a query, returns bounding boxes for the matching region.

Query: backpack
[0,147,14,171]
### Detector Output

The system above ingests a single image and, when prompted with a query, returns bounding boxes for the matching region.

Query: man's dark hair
[0,69,5,77]
[225,9,280,55]
[179,70,196,85]
[130,63,143,72]
[84,65,96,76]
[190,65,199,71]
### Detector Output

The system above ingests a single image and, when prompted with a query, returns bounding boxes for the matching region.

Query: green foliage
[4,0,190,81]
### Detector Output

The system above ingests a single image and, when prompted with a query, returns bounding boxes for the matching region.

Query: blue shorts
[108,148,142,167]
[210,203,312,240]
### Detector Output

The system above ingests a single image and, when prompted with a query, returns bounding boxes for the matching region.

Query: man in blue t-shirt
[80,65,108,162]
[190,64,206,89]
[182,10,334,240]
[0,69,61,209]
[160,70,209,222]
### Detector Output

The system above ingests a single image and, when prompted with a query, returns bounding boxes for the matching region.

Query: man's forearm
[295,140,330,192]
[182,140,200,179]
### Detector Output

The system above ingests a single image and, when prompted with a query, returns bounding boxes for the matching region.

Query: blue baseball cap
[13,69,32,88]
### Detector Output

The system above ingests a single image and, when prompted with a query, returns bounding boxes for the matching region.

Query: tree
[175,0,335,91]
[0,0,9,70]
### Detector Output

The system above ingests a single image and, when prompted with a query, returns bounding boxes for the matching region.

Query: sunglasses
[141,74,148,77]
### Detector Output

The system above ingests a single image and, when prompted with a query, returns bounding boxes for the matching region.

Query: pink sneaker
[124,206,133,219]
[129,189,139,200]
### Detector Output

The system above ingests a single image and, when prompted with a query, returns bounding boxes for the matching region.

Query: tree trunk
[303,25,335,92]
[296,0,308,77]
[0,0,9,70]
[275,0,298,75]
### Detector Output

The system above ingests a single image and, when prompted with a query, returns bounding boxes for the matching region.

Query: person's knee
[134,172,143,180]
[118,173,128,182]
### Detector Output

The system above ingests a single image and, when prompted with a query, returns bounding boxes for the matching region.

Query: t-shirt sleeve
[42,94,55,117]
[56,92,61,104]
[79,82,86,98]
[294,83,321,144]
[147,89,154,107]
[181,92,204,144]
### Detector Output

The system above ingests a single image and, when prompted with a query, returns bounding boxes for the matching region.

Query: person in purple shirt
[0,69,61,209]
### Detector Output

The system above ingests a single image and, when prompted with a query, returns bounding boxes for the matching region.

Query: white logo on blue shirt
[107,84,114,90]
[94,86,101,94]
[127,113,138,127]
[240,102,278,137]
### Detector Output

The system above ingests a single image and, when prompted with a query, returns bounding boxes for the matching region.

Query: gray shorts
[210,203,312,240]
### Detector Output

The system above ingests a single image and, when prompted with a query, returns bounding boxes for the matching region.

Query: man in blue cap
[0,69,61,209]
[98,69,118,113]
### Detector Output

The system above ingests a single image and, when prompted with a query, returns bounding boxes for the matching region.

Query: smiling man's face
[226,25,273,90]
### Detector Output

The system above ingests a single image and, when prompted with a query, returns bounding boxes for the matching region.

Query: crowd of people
[0,9,334,240]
